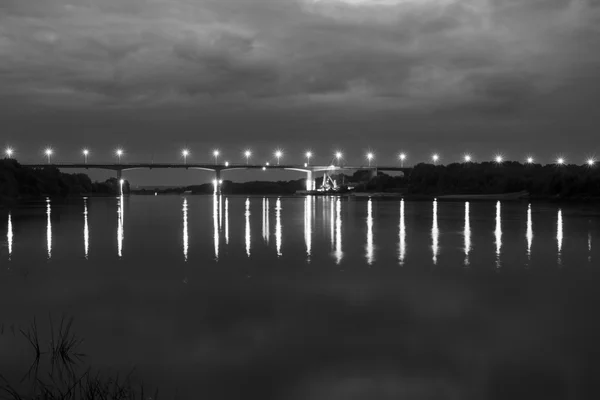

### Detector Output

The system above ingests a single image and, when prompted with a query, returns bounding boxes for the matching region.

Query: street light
[275,150,283,165]
[83,149,89,164]
[367,152,374,167]
[306,151,312,166]
[5,147,14,158]
[244,150,252,165]
[45,148,53,164]
[556,157,565,165]
[182,149,190,164]
[399,153,406,168]
[526,156,534,164]
[335,151,342,166]
[464,154,472,163]
[213,150,220,164]
[495,155,504,164]
[115,149,124,164]
[432,154,439,165]
[587,158,596,167]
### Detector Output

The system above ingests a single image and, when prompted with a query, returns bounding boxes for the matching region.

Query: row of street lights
[2,147,597,167]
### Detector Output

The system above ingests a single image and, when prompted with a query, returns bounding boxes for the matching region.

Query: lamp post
[5,147,14,158]
[526,156,534,164]
[182,149,189,165]
[588,158,596,167]
[464,154,472,163]
[45,148,53,164]
[367,152,374,167]
[495,155,504,164]
[83,149,89,164]
[275,150,283,165]
[556,157,565,166]
[306,151,312,166]
[245,150,251,165]
[432,154,439,165]
[213,150,220,165]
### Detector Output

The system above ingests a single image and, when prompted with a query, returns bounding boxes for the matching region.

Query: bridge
[20,163,412,192]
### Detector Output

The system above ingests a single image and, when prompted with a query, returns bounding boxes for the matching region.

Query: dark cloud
[1,0,600,178]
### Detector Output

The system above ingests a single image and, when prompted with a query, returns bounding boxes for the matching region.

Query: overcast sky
[1,0,599,183]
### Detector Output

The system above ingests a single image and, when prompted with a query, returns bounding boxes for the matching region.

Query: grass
[0,316,160,400]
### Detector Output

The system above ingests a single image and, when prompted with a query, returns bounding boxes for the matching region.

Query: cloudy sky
[1,0,599,182]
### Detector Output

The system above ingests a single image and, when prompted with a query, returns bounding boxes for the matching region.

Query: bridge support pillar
[214,169,222,194]
[117,169,122,181]
[306,171,314,191]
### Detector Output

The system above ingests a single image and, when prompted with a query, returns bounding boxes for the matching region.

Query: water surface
[1,196,600,399]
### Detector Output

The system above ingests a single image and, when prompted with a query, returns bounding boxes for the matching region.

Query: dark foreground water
[1,195,600,399]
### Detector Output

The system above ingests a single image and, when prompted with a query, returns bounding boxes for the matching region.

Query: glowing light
[245,198,251,257]
[464,202,471,266]
[399,152,407,167]
[119,179,125,195]
[275,198,282,256]
[244,150,252,164]
[587,158,596,166]
[495,155,504,164]
[464,154,472,162]
[399,199,406,265]
[213,150,220,164]
[182,149,190,164]
[46,198,52,259]
[527,203,533,261]
[5,147,14,157]
[432,154,439,164]
[526,156,534,164]
[45,148,53,163]
[83,149,89,155]
[225,161,229,167]
[432,199,438,265]
[335,151,342,159]
[335,198,342,264]
[366,199,374,265]
[7,212,13,258]
[84,198,89,259]
[306,151,313,159]
[304,196,312,260]
[262,166,266,171]
[212,179,218,194]
[219,179,223,184]
[556,157,565,165]
[275,150,283,165]
[557,209,563,265]
[366,152,374,167]
[495,201,502,268]
[183,198,188,261]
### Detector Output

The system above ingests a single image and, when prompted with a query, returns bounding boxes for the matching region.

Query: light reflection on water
[495,201,502,268]
[527,203,533,261]
[245,198,251,258]
[84,198,89,259]
[464,201,470,266]
[366,199,374,265]
[46,198,52,260]
[557,209,563,265]
[304,197,312,259]
[7,212,13,259]
[213,195,219,260]
[3,197,599,270]
[335,197,342,264]
[431,199,439,265]
[117,195,124,258]
[275,198,282,257]
[399,199,406,265]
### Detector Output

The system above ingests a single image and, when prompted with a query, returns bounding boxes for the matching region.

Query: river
[1,195,599,399]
